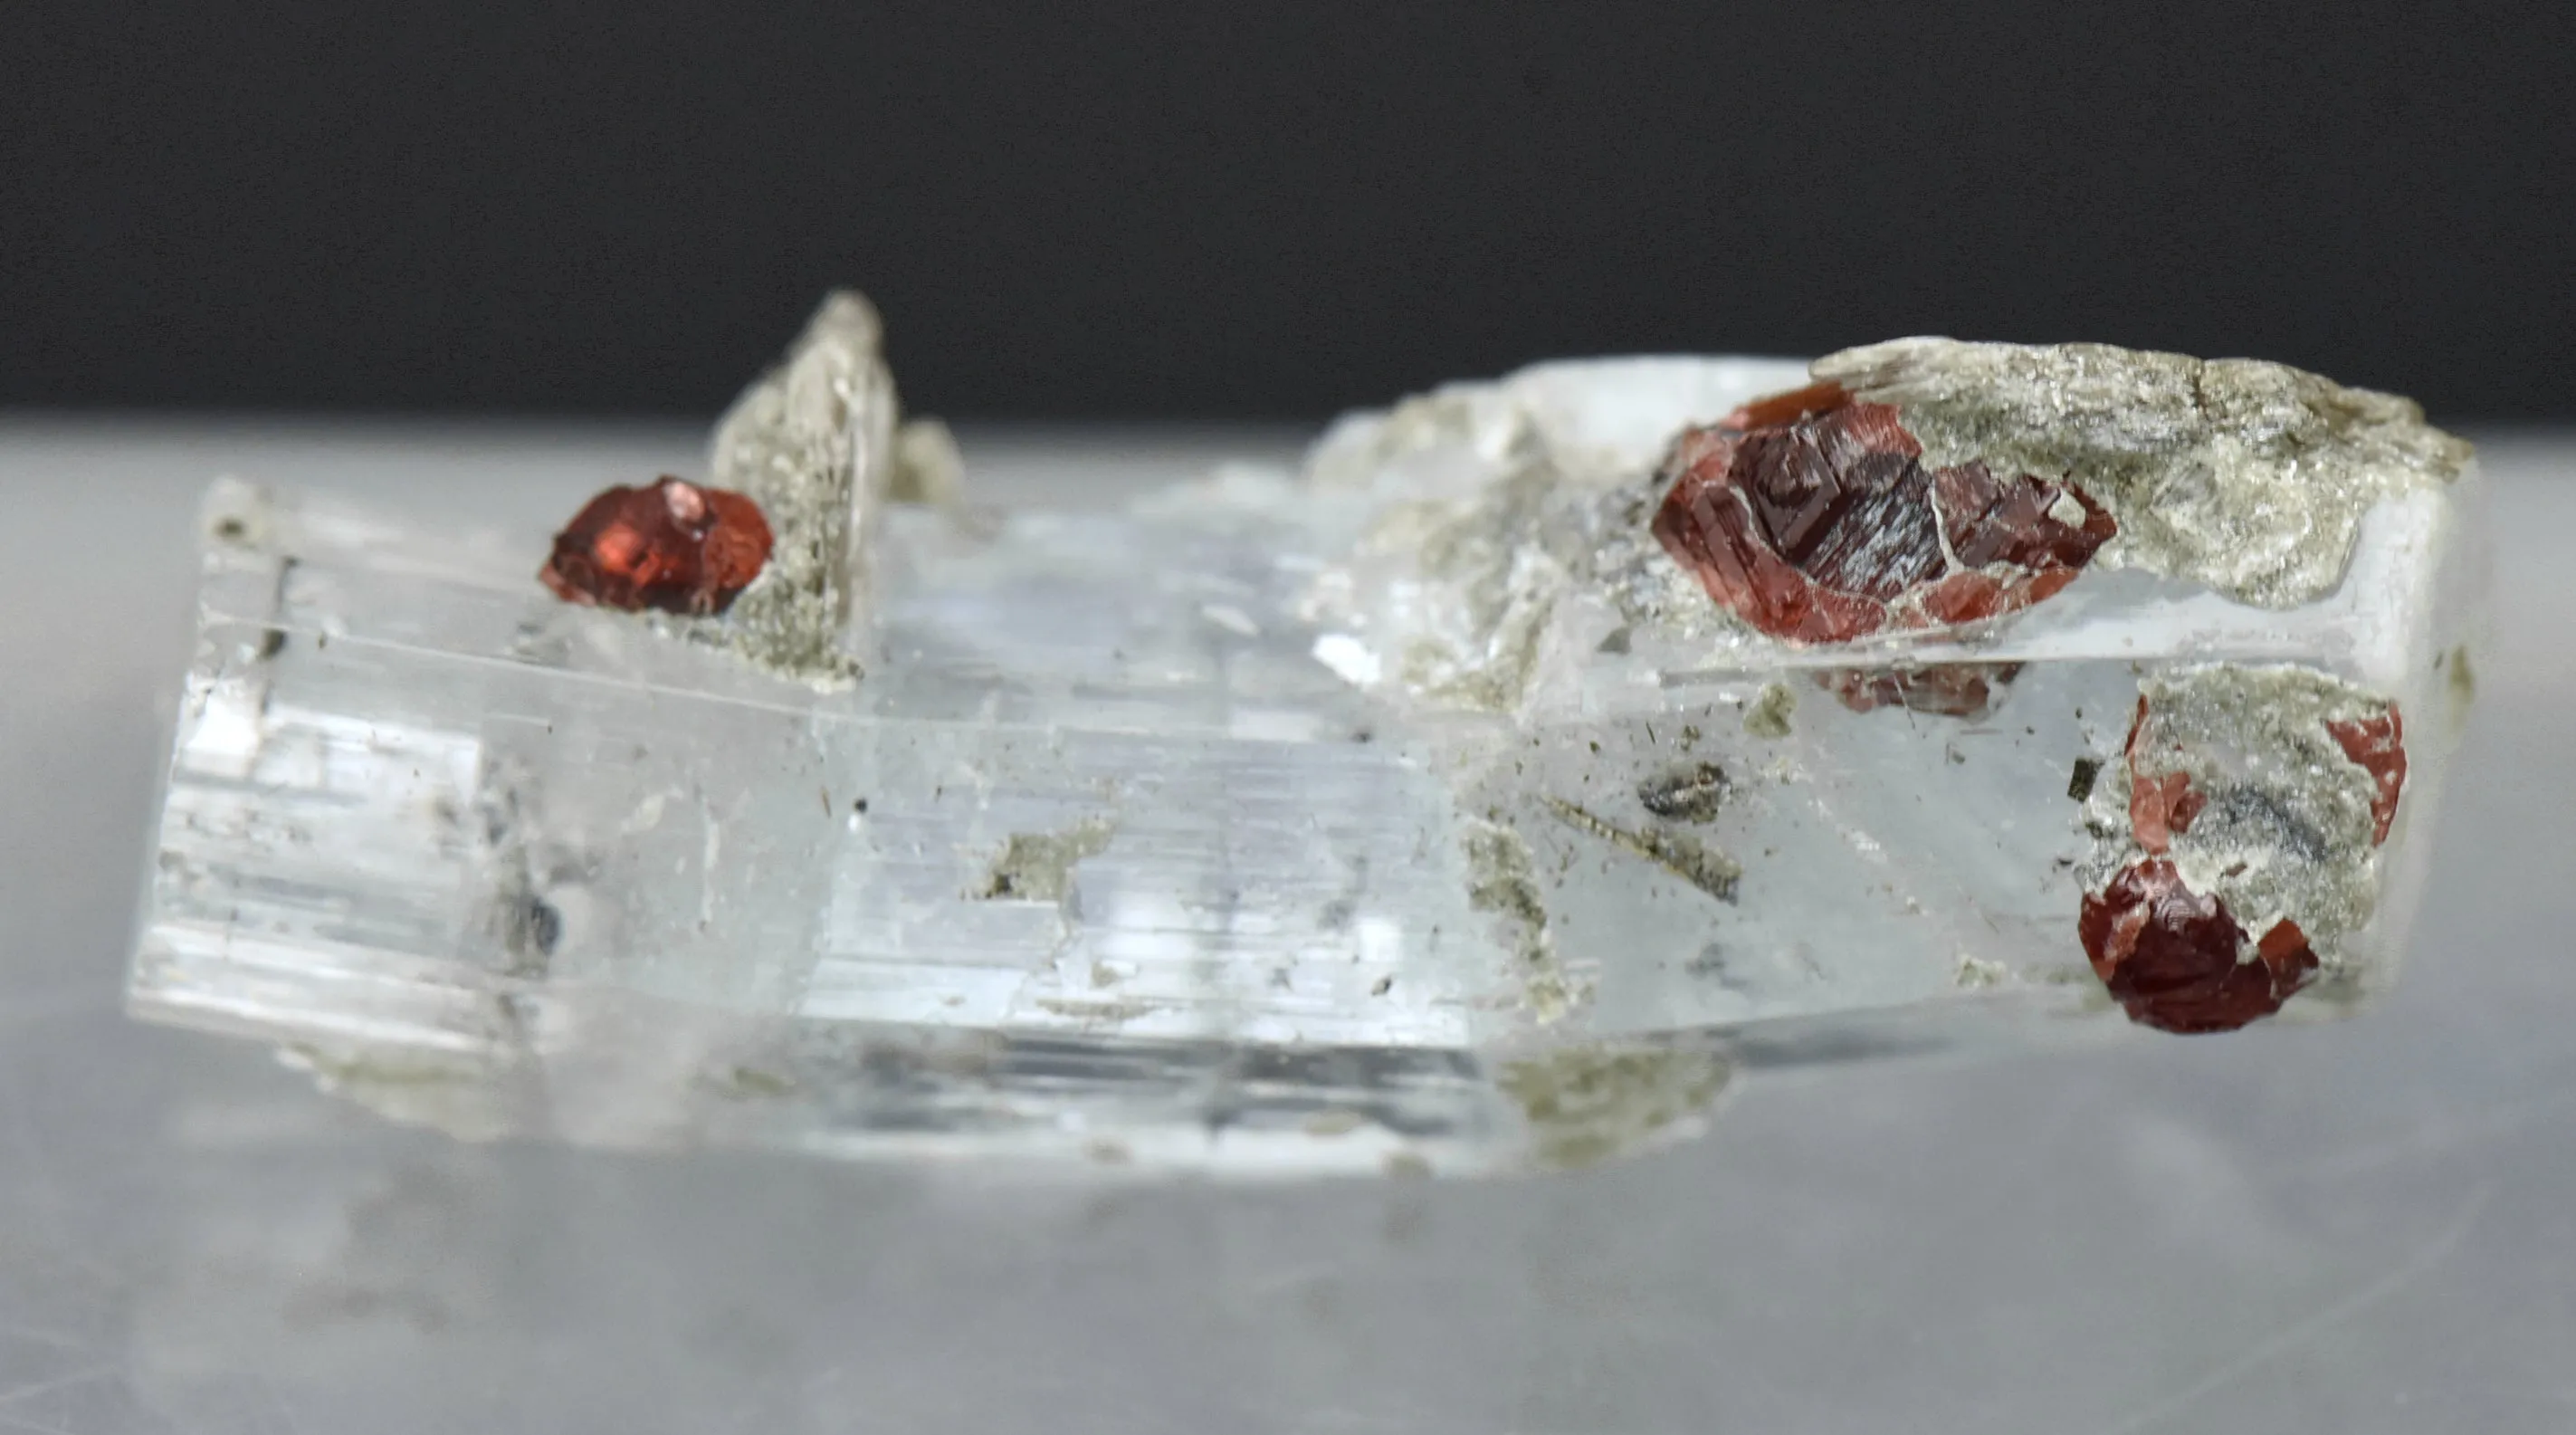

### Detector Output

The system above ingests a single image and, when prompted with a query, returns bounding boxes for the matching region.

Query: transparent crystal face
[132,357,2484,1175]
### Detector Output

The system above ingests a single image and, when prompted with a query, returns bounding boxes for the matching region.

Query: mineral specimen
[130,320,2480,1176]
[539,477,774,616]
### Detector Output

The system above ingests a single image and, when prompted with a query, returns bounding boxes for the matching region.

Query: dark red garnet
[539,477,774,617]
[1650,381,2115,644]
[2078,859,2318,1034]
[2326,708,2407,845]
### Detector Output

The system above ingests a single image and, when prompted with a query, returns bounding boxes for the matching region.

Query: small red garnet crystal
[1651,381,2116,643]
[2122,695,2208,856]
[539,477,774,617]
[2078,859,2319,1035]
[2325,708,2407,845]
[1817,662,2022,720]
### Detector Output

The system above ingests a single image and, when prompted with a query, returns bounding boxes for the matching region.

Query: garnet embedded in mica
[2126,770,2205,854]
[2326,708,2407,844]
[2122,695,2207,855]
[1650,381,2116,643]
[540,477,774,617]
[2078,858,2319,1034]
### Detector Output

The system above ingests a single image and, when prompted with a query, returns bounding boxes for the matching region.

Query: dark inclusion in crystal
[1637,762,1730,823]
[2080,859,2318,1035]
[540,477,775,617]
[1651,380,2117,644]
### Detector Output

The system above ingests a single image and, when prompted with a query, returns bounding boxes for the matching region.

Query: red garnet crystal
[2078,859,2319,1035]
[539,477,774,617]
[2326,709,2407,845]
[2122,695,2208,856]
[1651,380,2116,643]
[1817,662,2022,719]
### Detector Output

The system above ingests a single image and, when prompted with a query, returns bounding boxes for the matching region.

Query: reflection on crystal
[130,316,2483,1174]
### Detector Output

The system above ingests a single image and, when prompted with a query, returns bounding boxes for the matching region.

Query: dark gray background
[7,1,2574,422]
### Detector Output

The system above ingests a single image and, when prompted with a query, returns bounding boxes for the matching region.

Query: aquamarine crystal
[129,304,2483,1174]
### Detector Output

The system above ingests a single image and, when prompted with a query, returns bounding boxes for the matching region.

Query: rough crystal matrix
[131,322,2480,1176]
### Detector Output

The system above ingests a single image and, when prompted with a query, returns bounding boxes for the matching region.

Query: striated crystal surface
[129,327,2484,1176]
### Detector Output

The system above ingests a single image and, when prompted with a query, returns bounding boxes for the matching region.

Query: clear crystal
[130,340,2484,1175]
